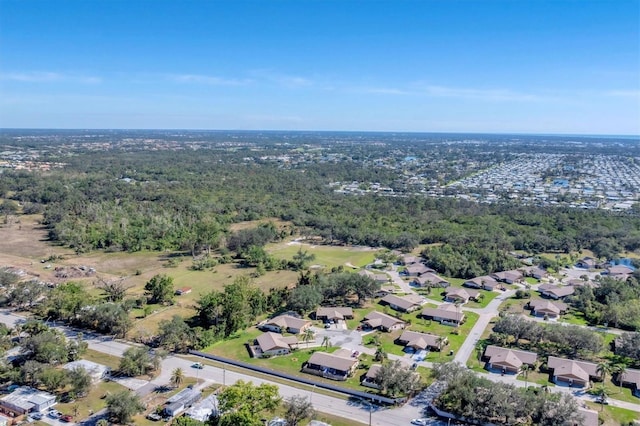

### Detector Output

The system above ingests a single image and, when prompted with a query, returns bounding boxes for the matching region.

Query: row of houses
[481,345,640,397]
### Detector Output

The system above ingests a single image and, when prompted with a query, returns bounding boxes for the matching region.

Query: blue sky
[1,0,639,134]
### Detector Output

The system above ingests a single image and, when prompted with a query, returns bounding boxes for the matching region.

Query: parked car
[61,414,73,422]
[146,413,162,421]
[29,413,43,421]
[191,362,204,369]
[48,410,62,419]
[411,419,429,426]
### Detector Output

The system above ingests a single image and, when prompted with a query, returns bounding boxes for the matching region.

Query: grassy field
[82,349,122,371]
[267,241,378,269]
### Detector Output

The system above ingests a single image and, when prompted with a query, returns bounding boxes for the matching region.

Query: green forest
[1,147,639,276]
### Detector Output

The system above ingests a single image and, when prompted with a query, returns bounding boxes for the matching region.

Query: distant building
[175,287,192,295]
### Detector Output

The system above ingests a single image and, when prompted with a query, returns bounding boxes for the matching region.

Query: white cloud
[421,85,548,102]
[0,72,101,84]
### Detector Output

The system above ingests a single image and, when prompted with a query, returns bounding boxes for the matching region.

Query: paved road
[0,309,424,425]
[454,290,516,365]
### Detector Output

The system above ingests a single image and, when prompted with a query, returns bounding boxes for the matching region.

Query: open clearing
[1,215,383,338]
[267,241,378,269]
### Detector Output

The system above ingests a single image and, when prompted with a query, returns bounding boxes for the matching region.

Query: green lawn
[559,310,589,326]
[431,282,500,309]
[54,380,127,421]
[371,311,480,363]
[524,277,539,285]
[266,241,378,269]
[584,403,640,425]
[82,349,122,370]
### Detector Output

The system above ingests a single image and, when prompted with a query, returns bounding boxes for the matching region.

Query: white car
[411,419,429,426]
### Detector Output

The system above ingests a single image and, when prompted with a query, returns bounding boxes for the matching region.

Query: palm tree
[170,367,184,388]
[302,328,315,348]
[321,335,331,350]
[610,362,627,392]
[374,346,387,362]
[596,361,613,384]
[519,364,531,388]
[594,384,610,412]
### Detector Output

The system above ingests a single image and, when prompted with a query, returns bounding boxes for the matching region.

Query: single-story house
[444,287,479,304]
[184,394,219,422]
[547,356,599,388]
[483,345,537,374]
[315,307,354,322]
[164,387,202,417]
[405,263,434,277]
[414,272,450,288]
[63,359,110,383]
[539,285,575,300]
[380,294,424,312]
[358,269,390,284]
[576,257,597,269]
[260,315,312,334]
[374,285,397,298]
[603,265,633,278]
[620,368,640,397]
[420,304,465,326]
[0,387,56,416]
[463,275,501,291]
[254,332,299,357]
[175,287,192,296]
[361,364,382,389]
[566,279,594,288]
[528,267,548,280]
[362,311,406,332]
[303,350,359,381]
[491,270,523,284]
[401,255,421,265]
[527,299,568,318]
[397,330,446,351]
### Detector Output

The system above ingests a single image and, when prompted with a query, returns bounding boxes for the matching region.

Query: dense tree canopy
[432,363,582,425]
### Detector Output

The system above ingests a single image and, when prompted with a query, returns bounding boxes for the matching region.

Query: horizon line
[0,127,638,139]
